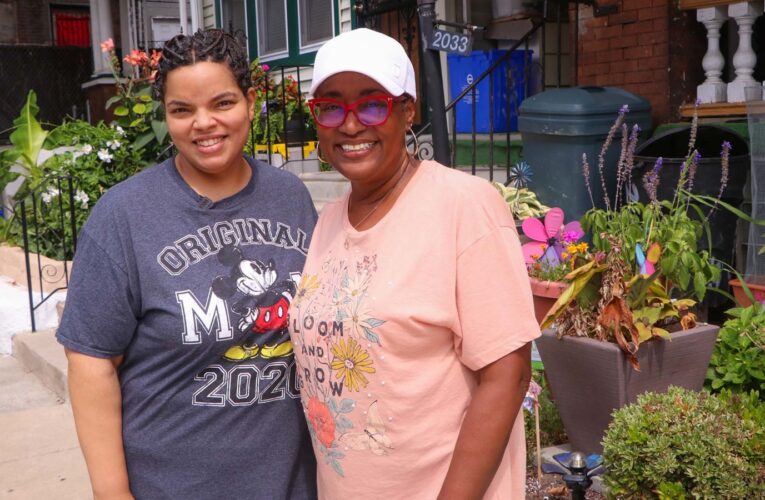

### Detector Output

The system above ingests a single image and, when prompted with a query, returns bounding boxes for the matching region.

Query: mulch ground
[526,471,606,499]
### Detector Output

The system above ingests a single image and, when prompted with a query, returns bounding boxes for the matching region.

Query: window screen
[299,0,333,47]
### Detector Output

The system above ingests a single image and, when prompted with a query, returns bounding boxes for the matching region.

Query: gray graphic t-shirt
[57,156,318,499]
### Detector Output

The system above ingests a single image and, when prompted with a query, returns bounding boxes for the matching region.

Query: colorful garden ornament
[521,207,584,266]
[635,242,661,277]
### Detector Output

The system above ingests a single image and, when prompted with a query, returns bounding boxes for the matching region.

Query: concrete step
[12,329,68,401]
[300,171,349,211]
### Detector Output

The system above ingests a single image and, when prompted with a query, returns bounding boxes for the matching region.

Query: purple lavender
[596,109,629,210]
[643,157,663,203]
[614,123,629,210]
[582,152,595,209]
[707,142,732,219]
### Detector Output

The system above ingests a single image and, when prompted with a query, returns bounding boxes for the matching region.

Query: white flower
[81,144,93,154]
[74,190,89,209]
[41,186,59,204]
[106,140,121,150]
[114,125,126,136]
[97,149,113,163]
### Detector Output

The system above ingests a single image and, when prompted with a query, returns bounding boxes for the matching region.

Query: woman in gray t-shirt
[58,29,317,499]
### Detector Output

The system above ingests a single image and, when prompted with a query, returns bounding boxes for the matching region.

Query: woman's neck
[175,156,252,202]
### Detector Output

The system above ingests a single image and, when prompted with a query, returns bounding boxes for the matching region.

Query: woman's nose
[338,109,366,135]
[193,109,215,129]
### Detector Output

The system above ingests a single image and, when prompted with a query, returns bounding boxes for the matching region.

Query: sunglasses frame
[307,95,406,128]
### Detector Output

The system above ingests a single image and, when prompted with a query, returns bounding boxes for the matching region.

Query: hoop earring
[316,141,329,164]
[407,126,420,158]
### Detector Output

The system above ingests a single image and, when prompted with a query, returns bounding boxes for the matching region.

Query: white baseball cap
[309,28,417,101]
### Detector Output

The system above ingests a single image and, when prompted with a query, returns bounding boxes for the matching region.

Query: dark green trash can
[519,86,652,221]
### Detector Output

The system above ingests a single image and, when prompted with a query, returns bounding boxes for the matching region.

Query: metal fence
[15,175,78,332]
[0,45,91,143]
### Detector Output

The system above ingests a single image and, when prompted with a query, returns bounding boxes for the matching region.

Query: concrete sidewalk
[1,334,89,499]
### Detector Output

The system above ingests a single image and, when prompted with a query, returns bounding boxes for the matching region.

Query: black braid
[153,28,251,102]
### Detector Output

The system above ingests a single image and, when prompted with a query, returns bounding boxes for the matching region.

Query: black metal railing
[249,64,318,168]
[411,19,543,182]
[15,175,78,332]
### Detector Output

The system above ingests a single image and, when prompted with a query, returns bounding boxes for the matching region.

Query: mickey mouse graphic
[212,244,299,362]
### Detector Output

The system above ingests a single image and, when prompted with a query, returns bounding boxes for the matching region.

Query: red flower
[307,397,335,448]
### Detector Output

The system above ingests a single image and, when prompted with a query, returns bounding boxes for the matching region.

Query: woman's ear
[246,87,257,119]
[404,98,415,127]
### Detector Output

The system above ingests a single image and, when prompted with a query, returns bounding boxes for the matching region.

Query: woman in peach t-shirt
[289,28,541,499]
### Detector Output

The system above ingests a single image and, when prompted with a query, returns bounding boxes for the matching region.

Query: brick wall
[573,0,672,124]
[572,1,706,125]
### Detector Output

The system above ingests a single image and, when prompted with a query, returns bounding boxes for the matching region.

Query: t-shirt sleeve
[453,221,541,372]
[56,229,139,358]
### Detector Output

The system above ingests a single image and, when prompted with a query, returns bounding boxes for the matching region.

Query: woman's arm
[437,343,532,500]
[66,349,134,500]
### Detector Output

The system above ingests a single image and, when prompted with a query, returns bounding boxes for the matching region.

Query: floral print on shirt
[292,253,392,477]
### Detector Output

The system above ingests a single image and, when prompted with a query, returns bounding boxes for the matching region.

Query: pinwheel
[521,207,583,266]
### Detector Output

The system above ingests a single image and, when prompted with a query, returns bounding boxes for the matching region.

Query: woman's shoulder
[83,159,172,229]
[247,156,311,194]
[417,160,503,203]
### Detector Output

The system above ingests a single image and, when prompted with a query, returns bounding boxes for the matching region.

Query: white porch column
[179,0,189,34]
[190,0,202,33]
[727,2,763,102]
[88,0,114,75]
[697,7,728,103]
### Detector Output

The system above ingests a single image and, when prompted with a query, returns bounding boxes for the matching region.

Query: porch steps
[299,171,349,213]
[12,329,68,402]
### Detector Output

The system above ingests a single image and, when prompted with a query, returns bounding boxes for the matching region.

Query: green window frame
[217,0,342,66]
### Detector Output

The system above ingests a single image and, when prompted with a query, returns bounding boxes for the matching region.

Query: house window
[298,0,333,50]
[221,0,247,48]
[256,0,288,58]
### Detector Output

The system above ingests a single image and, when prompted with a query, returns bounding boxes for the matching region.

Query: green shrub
[602,386,765,499]
[706,304,765,396]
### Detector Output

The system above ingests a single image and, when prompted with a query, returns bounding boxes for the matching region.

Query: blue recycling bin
[447,49,532,133]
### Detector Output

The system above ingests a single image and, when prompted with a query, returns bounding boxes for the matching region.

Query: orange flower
[124,49,149,66]
[307,397,335,448]
[150,49,162,68]
[100,38,114,53]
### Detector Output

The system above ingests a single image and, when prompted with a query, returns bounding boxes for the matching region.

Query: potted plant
[705,303,765,395]
[518,207,592,324]
[491,179,549,239]
[535,106,724,453]
[249,59,315,148]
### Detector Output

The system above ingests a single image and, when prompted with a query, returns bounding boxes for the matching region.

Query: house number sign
[428,29,472,55]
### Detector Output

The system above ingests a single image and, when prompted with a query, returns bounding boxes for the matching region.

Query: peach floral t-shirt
[290,160,540,499]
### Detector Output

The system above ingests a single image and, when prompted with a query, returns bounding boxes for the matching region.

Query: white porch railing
[686,1,765,103]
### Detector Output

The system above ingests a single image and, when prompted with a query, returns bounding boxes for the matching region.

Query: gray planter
[535,323,719,454]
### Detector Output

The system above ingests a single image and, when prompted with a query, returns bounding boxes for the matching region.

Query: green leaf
[129,117,144,127]
[139,94,153,102]
[151,119,168,144]
[113,105,129,117]
[131,131,155,150]
[132,103,147,114]
[694,272,707,301]
[105,95,122,109]
[9,90,48,170]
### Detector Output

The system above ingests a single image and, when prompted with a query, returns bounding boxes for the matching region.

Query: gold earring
[316,141,329,164]
[407,126,420,158]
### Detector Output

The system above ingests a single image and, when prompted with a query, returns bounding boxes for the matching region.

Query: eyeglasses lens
[314,98,391,127]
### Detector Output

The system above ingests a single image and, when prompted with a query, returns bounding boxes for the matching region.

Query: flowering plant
[100,38,170,161]
[248,59,315,146]
[0,91,147,259]
[541,103,725,369]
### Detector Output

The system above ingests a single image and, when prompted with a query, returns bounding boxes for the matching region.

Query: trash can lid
[635,124,749,159]
[519,86,652,135]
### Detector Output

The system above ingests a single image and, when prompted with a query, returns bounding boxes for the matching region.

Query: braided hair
[153,29,251,102]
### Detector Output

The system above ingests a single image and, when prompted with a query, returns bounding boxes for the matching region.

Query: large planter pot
[729,277,765,307]
[535,323,719,454]
[528,277,567,325]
